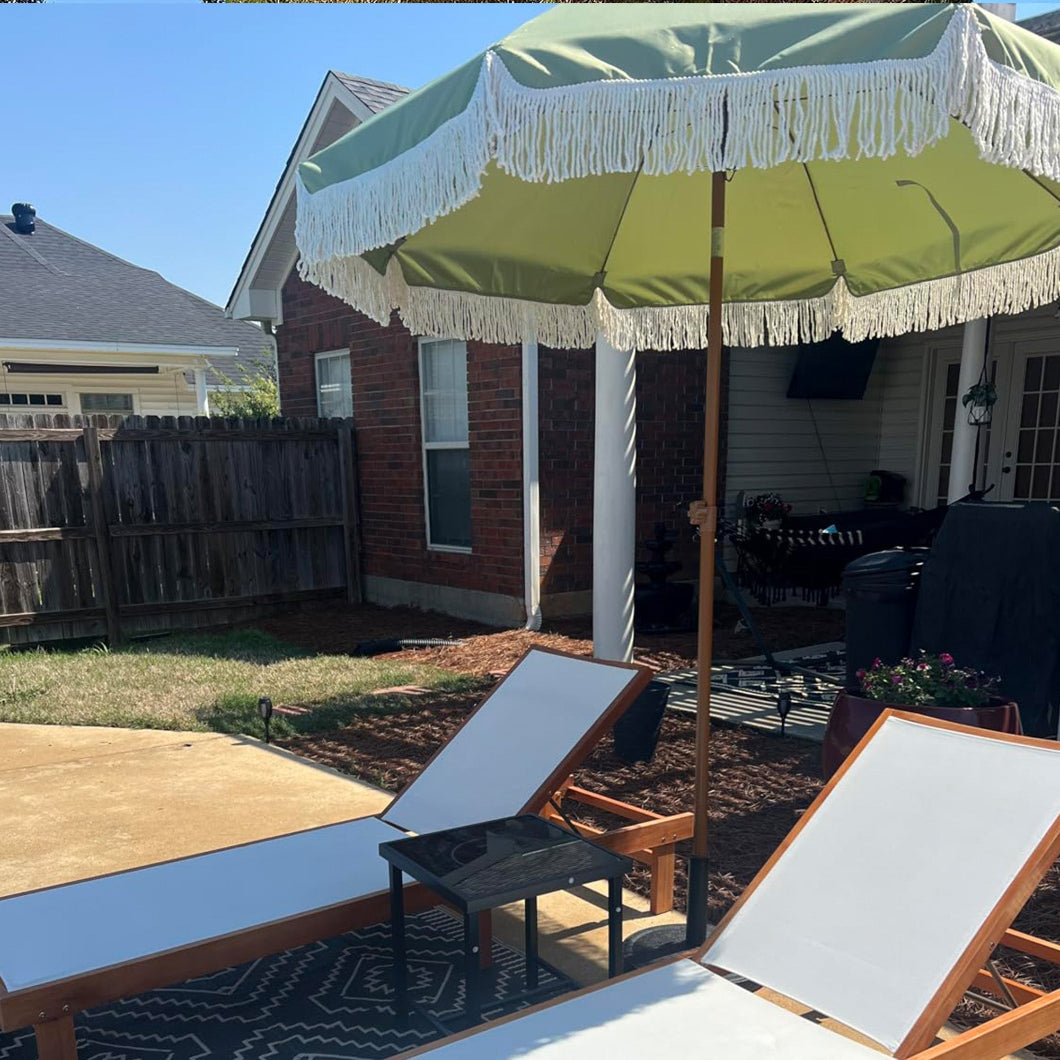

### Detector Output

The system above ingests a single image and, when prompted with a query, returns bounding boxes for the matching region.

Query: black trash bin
[612,680,670,764]
[843,548,927,690]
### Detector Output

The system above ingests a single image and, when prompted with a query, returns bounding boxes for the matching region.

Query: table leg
[608,875,624,978]
[525,895,539,991]
[390,865,409,1019]
[34,1016,77,1060]
[464,911,482,1024]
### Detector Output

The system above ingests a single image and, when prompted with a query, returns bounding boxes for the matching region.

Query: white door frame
[992,335,1060,502]
[918,343,963,508]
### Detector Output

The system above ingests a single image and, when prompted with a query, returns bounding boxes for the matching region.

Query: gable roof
[226,70,409,324]
[0,214,271,385]
[332,72,409,115]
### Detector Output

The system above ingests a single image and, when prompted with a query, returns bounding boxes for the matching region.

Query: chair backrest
[382,648,649,836]
[700,714,1060,1055]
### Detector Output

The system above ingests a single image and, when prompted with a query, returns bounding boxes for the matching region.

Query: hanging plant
[961,380,997,410]
[962,379,997,426]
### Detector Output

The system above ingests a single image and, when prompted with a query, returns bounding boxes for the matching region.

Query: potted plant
[823,652,1021,778]
[745,491,792,530]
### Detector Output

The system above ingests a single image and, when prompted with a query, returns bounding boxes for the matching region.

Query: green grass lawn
[0,629,476,738]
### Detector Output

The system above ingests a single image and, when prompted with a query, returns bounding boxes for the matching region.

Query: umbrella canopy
[295,2,1060,948]
[297,2,1060,351]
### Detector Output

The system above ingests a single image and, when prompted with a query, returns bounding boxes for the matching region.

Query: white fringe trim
[304,241,1060,351]
[297,5,1060,266]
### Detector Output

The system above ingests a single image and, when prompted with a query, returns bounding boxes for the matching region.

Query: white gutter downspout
[522,339,542,630]
[194,368,210,415]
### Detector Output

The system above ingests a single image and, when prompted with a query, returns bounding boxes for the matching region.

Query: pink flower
[856,668,866,680]
[890,674,902,685]
[939,653,954,666]
[917,662,929,671]
[871,658,882,669]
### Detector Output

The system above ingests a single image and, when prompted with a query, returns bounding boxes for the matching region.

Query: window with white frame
[419,338,471,550]
[80,393,134,413]
[315,351,352,418]
[0,393,64,408]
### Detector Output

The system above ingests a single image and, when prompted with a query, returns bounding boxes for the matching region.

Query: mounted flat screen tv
[786,335,880,400]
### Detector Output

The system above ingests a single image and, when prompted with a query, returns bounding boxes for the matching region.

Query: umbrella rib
[596,166,644,289]
[801,161,840,268]
[1021,169,1060,207]
[772,100,841,273]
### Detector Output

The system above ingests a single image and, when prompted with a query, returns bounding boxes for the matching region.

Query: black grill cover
[911,501,1060,737]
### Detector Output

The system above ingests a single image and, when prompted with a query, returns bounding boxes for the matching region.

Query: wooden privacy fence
[0,414,362,645]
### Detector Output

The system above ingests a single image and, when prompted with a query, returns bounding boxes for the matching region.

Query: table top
[380,814,632,913]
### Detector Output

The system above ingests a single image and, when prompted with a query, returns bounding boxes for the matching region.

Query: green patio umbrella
[295,2,1060,946]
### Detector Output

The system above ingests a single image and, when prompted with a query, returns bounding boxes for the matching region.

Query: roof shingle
[332,72,409,115]
[0,216,272,384]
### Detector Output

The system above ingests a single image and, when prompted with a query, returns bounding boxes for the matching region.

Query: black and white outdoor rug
[0,909,574,1060]
[660,645,846,741]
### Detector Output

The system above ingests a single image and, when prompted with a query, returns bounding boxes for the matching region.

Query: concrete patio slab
[0,723,390,896]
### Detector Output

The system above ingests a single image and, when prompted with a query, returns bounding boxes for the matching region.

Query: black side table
[379,814,632,1028]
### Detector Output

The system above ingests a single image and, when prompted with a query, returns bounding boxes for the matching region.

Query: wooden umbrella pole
[686,169,727,947]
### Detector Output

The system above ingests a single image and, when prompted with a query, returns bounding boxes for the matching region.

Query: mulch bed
[279,694,1060,1058]
[254,601,846,676]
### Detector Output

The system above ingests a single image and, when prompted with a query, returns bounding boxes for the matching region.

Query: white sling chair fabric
[0,649,642,996]
[703,717,1060,1052]
[0,817,403,992]
[384,650,638,835]
[422,961,877,1060]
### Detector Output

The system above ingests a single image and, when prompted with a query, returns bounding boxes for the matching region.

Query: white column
[593,333,636,662]
[194,368,210,415]
[521,340,542,631]
[948,318,988,503]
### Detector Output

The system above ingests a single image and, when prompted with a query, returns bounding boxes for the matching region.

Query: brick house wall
[277,270,726,624]
[538,346,595,600]
[277,271,525,621]
[536,346,723,612]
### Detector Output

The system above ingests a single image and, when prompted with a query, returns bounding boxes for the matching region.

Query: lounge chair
[400,712,1060,1060]
[0,647,691,1059]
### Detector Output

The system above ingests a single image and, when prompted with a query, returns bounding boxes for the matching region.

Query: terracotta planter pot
[822,692,1022,780]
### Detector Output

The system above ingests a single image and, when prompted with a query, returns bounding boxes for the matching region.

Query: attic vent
[11,203,35,234]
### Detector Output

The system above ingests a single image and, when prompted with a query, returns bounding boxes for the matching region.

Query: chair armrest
[911,986,1060,1060]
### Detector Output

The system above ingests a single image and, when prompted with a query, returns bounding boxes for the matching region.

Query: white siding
[0,349,207,418]
[874,334,940,502]
[726,307,1060,518]
[725,345,883,516]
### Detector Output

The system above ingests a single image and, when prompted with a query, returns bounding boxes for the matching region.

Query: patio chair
[399,712,1060,1060]
[0,647,692,1060]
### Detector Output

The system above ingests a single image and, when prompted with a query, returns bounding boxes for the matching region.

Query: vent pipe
[11,203,35,235]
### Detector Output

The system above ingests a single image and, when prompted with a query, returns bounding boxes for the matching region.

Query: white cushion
[424,960,877,1060]
[0,816,403,991]
[385,650,640,835]
[703,717,1060,1051]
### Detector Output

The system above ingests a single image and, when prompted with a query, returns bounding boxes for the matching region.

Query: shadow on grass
[198,683,483,743]
[121,628,311,665]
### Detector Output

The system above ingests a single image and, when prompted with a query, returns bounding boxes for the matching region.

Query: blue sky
[1,2,1057,310]
[1,3,546,309]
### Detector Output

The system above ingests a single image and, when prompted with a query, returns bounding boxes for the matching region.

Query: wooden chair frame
[0,647,657,1060]
[543,780,694,914]
[397,711,1060,1060]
